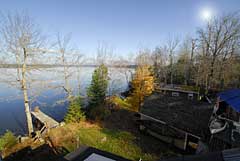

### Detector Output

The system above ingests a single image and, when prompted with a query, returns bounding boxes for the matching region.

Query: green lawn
[49,122,157,161]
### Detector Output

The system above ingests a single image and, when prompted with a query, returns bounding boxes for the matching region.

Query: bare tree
[54,34,84,100]
[197,13,240,89]
[186,39,197,85]
[56,34,73,98]
[179,37,197,85]
[95,42,114,66]
[115,55,134,85]
[75,54,85,95]
[165,37,179,85]
[0,12,46,135]
[152,46,169,86]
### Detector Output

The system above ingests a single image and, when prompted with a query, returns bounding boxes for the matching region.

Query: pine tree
[128,65,154,111]
[64,97,86,123]
[87,64,108,108]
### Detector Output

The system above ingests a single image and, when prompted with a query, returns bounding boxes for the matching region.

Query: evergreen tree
[87,64,108,108]
[64,97,86,123]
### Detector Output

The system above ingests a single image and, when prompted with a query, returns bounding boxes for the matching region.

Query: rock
[59,122,65,126]
[19,136,30,143]
[101,136,107,143]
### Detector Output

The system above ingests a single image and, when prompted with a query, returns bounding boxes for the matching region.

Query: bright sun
[200,8,212,21]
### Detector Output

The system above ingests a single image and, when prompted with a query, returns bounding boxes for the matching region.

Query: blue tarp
[217,89,240,112]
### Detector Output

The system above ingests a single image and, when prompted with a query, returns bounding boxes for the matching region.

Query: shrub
[64,97,86,123]
[0,130,17,151]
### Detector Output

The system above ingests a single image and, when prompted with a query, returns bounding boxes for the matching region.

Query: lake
[0,67,133,135]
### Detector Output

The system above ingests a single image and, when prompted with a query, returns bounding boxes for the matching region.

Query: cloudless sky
[0,0,240,56]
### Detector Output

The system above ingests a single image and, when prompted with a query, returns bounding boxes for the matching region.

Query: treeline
[0,64,137,68]
[111,13,240,112]
[133,13,240,91]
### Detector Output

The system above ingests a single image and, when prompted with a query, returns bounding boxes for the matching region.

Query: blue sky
[0,0,240,56]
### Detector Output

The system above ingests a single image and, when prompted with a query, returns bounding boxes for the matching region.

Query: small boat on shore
[208,89,240,151]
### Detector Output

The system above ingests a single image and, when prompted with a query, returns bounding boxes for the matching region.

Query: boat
[208,89,240,150]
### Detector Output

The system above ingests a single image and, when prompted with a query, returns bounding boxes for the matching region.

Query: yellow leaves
[128,65,154,112]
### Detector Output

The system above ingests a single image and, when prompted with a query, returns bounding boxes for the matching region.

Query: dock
[31,109,59,129]
[31,109,60,141]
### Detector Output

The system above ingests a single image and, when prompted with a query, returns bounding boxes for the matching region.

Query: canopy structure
[217,89,240,112]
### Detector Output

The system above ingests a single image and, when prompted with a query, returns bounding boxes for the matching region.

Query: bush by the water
[0,131,17,151]
[64,97,86,123]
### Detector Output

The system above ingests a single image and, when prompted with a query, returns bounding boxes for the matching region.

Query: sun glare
[200,8,213,21]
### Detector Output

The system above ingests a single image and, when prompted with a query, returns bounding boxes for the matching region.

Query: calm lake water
[0,67,132,135]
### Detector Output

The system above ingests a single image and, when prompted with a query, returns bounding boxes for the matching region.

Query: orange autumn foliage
[128,65,154,111]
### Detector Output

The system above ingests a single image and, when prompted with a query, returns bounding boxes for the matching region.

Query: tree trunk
[62,52,72,99]
[22,48,34,136]
[170,52,173,85]
[186,40,195,85]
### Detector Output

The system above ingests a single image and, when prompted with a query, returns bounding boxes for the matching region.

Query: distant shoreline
[0,64,136,69]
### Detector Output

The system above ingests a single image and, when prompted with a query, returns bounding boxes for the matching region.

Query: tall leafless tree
[166,37,179,85]
[0,12,46,135]
[53,34,83,100]
[152,46,169,86]
[197,13,240,89]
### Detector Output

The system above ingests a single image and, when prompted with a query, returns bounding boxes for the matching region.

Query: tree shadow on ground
[101,108,180,158]
[2,144,68,161]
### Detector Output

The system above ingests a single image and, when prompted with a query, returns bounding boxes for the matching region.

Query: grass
[1,135,43,159]
[0,131,42,158]
[0,131,17,151]
[1,115,175,160]
[1,96,175,160]
[48,122,158,161]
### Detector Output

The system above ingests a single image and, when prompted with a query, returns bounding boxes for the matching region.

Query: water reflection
[0,67,132,135]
